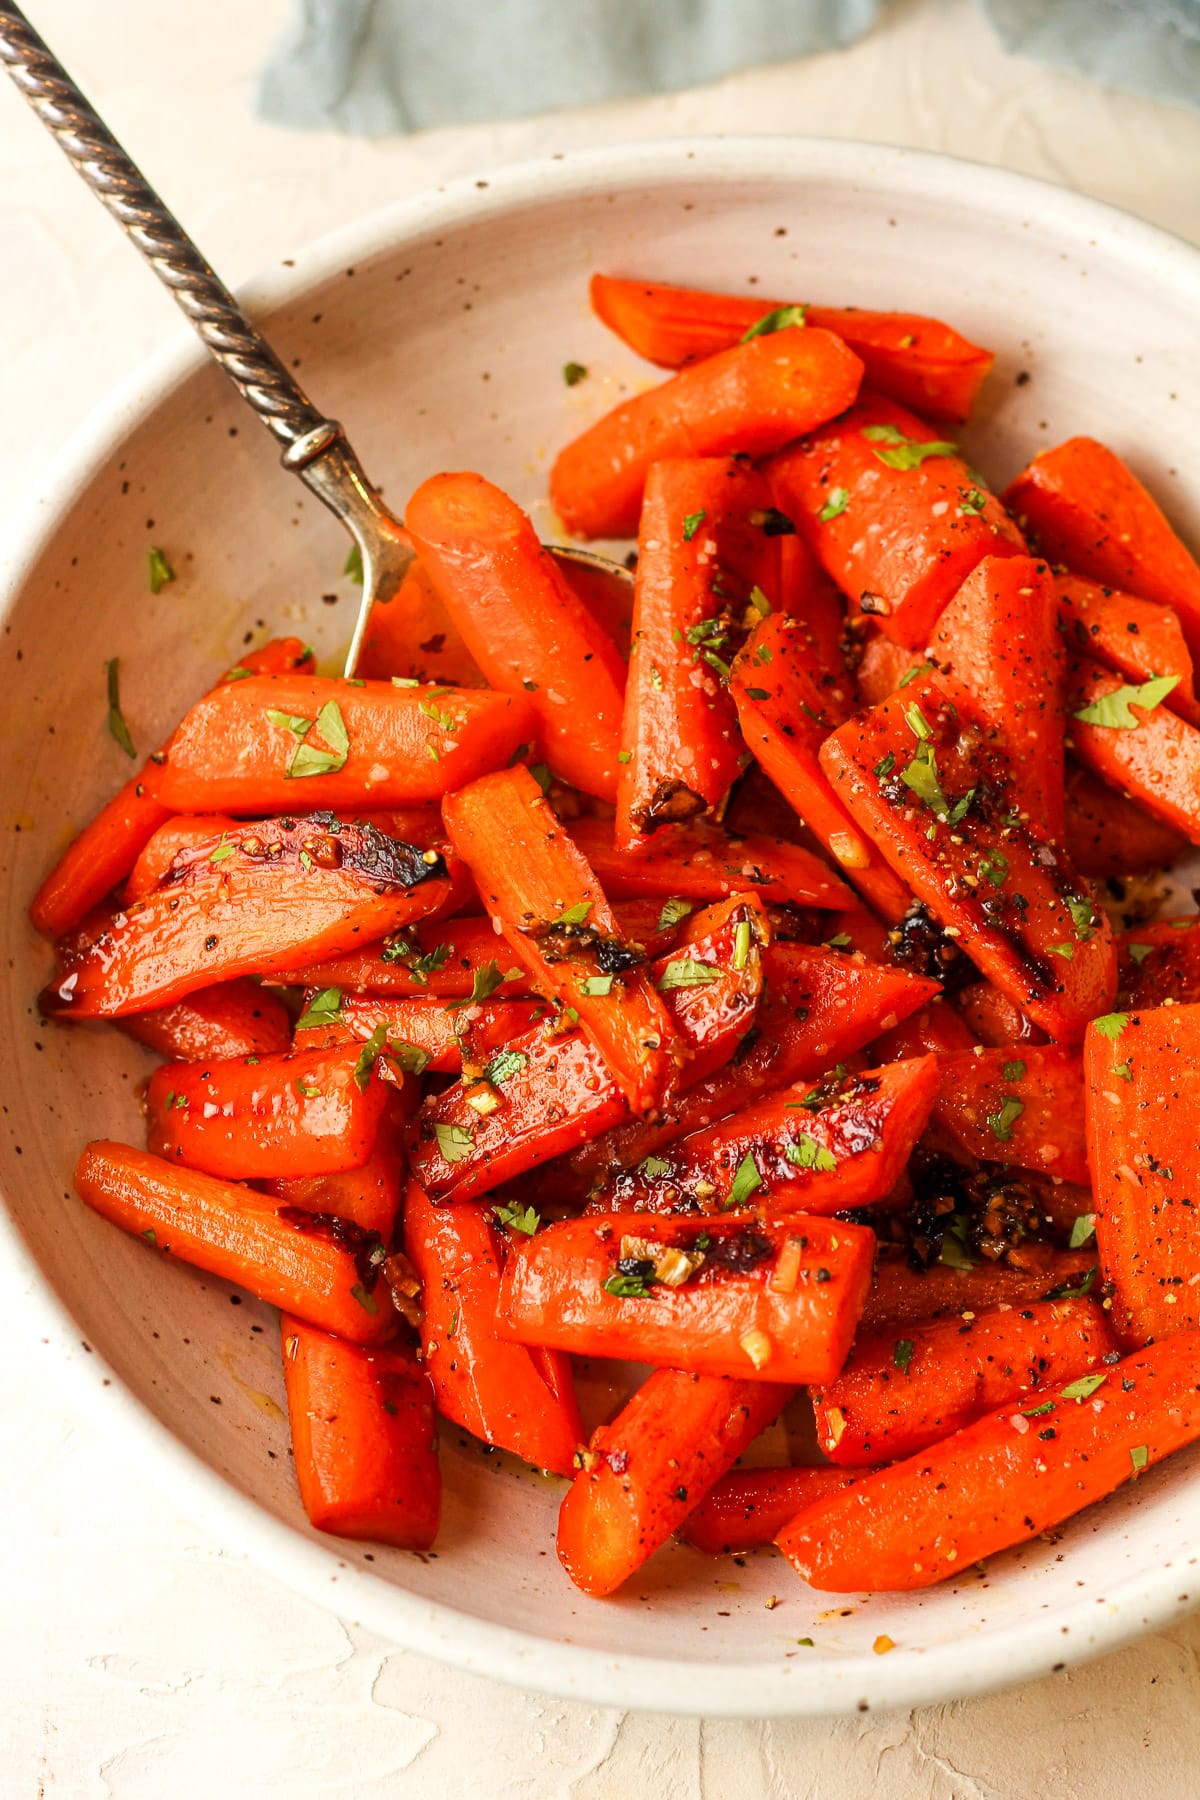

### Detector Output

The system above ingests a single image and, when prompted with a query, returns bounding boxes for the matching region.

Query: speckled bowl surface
[2,138,1199,1717]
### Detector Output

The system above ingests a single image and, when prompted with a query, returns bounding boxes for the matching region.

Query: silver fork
[0,2,627,677]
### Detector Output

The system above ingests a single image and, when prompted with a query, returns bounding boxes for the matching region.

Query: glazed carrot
[309,992,546,1075]
[769,393,1024,649]
[680,1464,856,1553]
[357,554,486,687]
[281,1317,439,1548]
[1064,759,1188,878]
[404,1182,582,1475]
[1086,1004,1200,1345]
[405,472,627,799]
[262,1132,404,1240]
[441,765,678,1113]
[1066,655,1200,843]
[772,520,849,689]
[151,674,534,813]
[1004,438,1200,654]
[75,1141,397,1344]
[408,897,767,1203]
[585,1057,938,1218]
[1057,573,1200,726]
[43,816,452,1019]
[146,1043,390,1180]
[869,1000,977,1063]
[855,632,922,706]
[117,979,292,1063]
[862,1246,1097,1332]
[551,326,864,540]
[813,1296,1119,1467]
[930,555,1065,840]
[730,614,912,922]
[933,1045,1090,1186]
[1118,919,1200,1008]
[616,458,777,846]
[568,815,854,912]
[951,982,1045,1049]
[819,676,1117,1040]
[779,1332,1200,1592]
[557,1369,790,1596]
[588,275,994,420]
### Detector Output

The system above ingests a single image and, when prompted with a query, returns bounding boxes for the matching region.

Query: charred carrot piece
[1064,758,1188,879]
[568,814,854,912]
[617,458,779,847]
[405,472,627,800]
[404,1182,582,1475]
[680,1465,856,1553]
[1118,920,1200,1009]
[43,815,452,1019]
[75,1141,396,1343]
[779,1331,1200,1592]
[933,1044,1090,1186]
[498,1211,873,1383]
[1066,655,1200,844]
[557,1368,790,1596]
[589,275,994,420]
[730,614,912,922]
[408,897,767,1203]
[1058,573,1200,726]
[442,765,678,1113]
[281,1317,439,1548]
[819,676,1117,1040]
[117,979,293,1063]
[1086,1003,1200,1345]
[813,1296,1119,1467]
[951,981,1045,1049]
[862,1246,1098,1333]
[770,393,1024,649]
[1005,438,1200,655]
[585,1057,938,1218]
[551,327,864,540]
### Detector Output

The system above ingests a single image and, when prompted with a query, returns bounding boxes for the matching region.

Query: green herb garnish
[818,487,849,522]
[725,1151,763,1210]
[741,303,808,341]
[148,546,175,594]
[106,658,137,759]
[1073,674,1180,729]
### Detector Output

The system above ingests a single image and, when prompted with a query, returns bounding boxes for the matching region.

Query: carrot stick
[616,458,778,847]
[819,676,1117,1040]
[1058,573,1200,726]
[1064,759,1188,878]
[769,392,1025,650]
[117,979,293,1062]
[1066,655,1200,843]
[357,554,486,687]
[281,1317,439,1548]
[568,815,854,912]
[779,1331,1200,1592]
[680,1464,856,1553]
[74,1141,397,1343]
[404,472,627,799]
[932,1045,1090,1186]
[556,1369,790,1596]
[730,613,912,921]
[585,1057,938,1218]
[1086,1003,1200,1346]
[772,523,850,694]
[813,1296,1119,1467]
[403,1181,582,1476]
[589,275,994,420]
[305,992,546,1076]
[551,326,864,540]
[1004,437,1200,655]
[861,1246,1097,1332]
[43,815,453,1019]
[1119,919,1200,1009]
[499,1211,873,1383]
[442,765,678,1112]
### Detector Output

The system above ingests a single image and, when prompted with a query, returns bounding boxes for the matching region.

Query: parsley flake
[434,1121,475,1164]
[819,486,850,522]
[105,658,137,759]
[741,303,808,341]
[1073,674,1180,729]
[148,546,175,594]
[1092,1012,1128,1041]
[786,1135,838,1173]
[492,1199,540,1235]
[1130,1444,1149,1474]
[987,1096,1025,1141]
[725,1151,763,1210]
[894,1338,915,1374]
[1002,1059,1026,1083]
[1061,1371,1107,1402]
[295,986,344,1031]
[352,1024,388,1093]
[862,422,959,471]
[657,958,722,992]
[563,361,588,386]
[656,897,694,934]
[682,509,707,542]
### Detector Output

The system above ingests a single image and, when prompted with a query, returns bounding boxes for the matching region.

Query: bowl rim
[5,133,1200,1717]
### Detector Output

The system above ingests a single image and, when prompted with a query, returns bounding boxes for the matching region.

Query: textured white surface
[4,0,1200,1792]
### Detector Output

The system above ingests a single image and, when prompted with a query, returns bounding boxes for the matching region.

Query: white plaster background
[3,1,1200,1792]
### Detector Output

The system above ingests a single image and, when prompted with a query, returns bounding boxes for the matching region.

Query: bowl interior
[3,141,1200,1715]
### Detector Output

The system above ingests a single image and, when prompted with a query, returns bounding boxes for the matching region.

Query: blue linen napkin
[256,0,1200,135]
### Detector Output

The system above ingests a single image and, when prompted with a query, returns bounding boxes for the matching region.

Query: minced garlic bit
[740,1327,773,1370]
[573,1446,603,1473]
[828,831,871,870]
[464,1085,502,1117]
[770,1236,805,1295]
[620,1233,705,1289]
[825,1405,847,1447]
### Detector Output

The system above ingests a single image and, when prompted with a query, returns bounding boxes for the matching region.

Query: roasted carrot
[862,1246,1097,1332]
[405,472,627,799]
[568,815,854,913]
[588,275,994,420]
[769,392,1025,649]
[1058,573,1200,726]
[730,613,912,922]
[813,1296,1119,1467]
[1086,1004,1200,1345]
[314,992,546,1078]
[819,676,1117,1040]
[404,1182,582,1475]
[1066,655,1200,843]
[357,553,486,687]
[1005,438,1200,654]
[869,1000,976,1063]
[1064,759,1188,878]
[951,981,1045,1049]
[933,1045,1090,1186]
[75,1141,397,1343]
[556,1369,790,1595]
[551,326,864,540]
[116,978,292,1062]
[1118,920,1200,1008]
[680,1465,856,1553]
[262,1131,404,1241]
[855,631,922,706]
[772,521,850,695]
[441,765,678,1113]
[779,1332,1200,1591]
[616,458,777,846]
[585,1057,938,1218]
[281,1317,439,1548]
[43,815,451,1019]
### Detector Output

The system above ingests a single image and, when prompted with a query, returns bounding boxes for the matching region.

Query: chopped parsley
[874,749,897,780]
[285,698,349,780]
[106,658,137,759]
[898,662,934,689]
[732,919,752,970]
[656,897,694,934]
[352,1024,388,1092]
[818,486,850,522]
[639,1155,672,1179]
[555,901,592,927]
[741,303,808,341]
[1067,896,1098,941]
[563,361,588,386]
[682,509,707,542]
[492,1199,540,1235]
[387,1040,432,1076]
[893,1338,915,1374]
[725,1151,764,1210]
[433,1121,475,1164]
[349,1283,378,1314]
[446,961,513,1010]
[148,546,175,594]
[657,958,722,992]
[581,974,614,996]
[938,1213,976,1271]
[1002,1059,1026,1083]
[1044,1264,1098,1301]
[295,986,344,1031]
[785,1135,838,1173]
[861,422,959,471]
[1061,1371,1107,1402]
[1073,674,1180,728]
[1092,1012,1128,1041]
[483,1048,528,1085]
[987,1096,1025,1141]
[603,1271,656,1299]
[343,544,364,584]
[1130,1444,1149,1474]
[1127,943,1154,966]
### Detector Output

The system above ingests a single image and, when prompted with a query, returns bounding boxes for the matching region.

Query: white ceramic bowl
[3,138,1200,1718]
